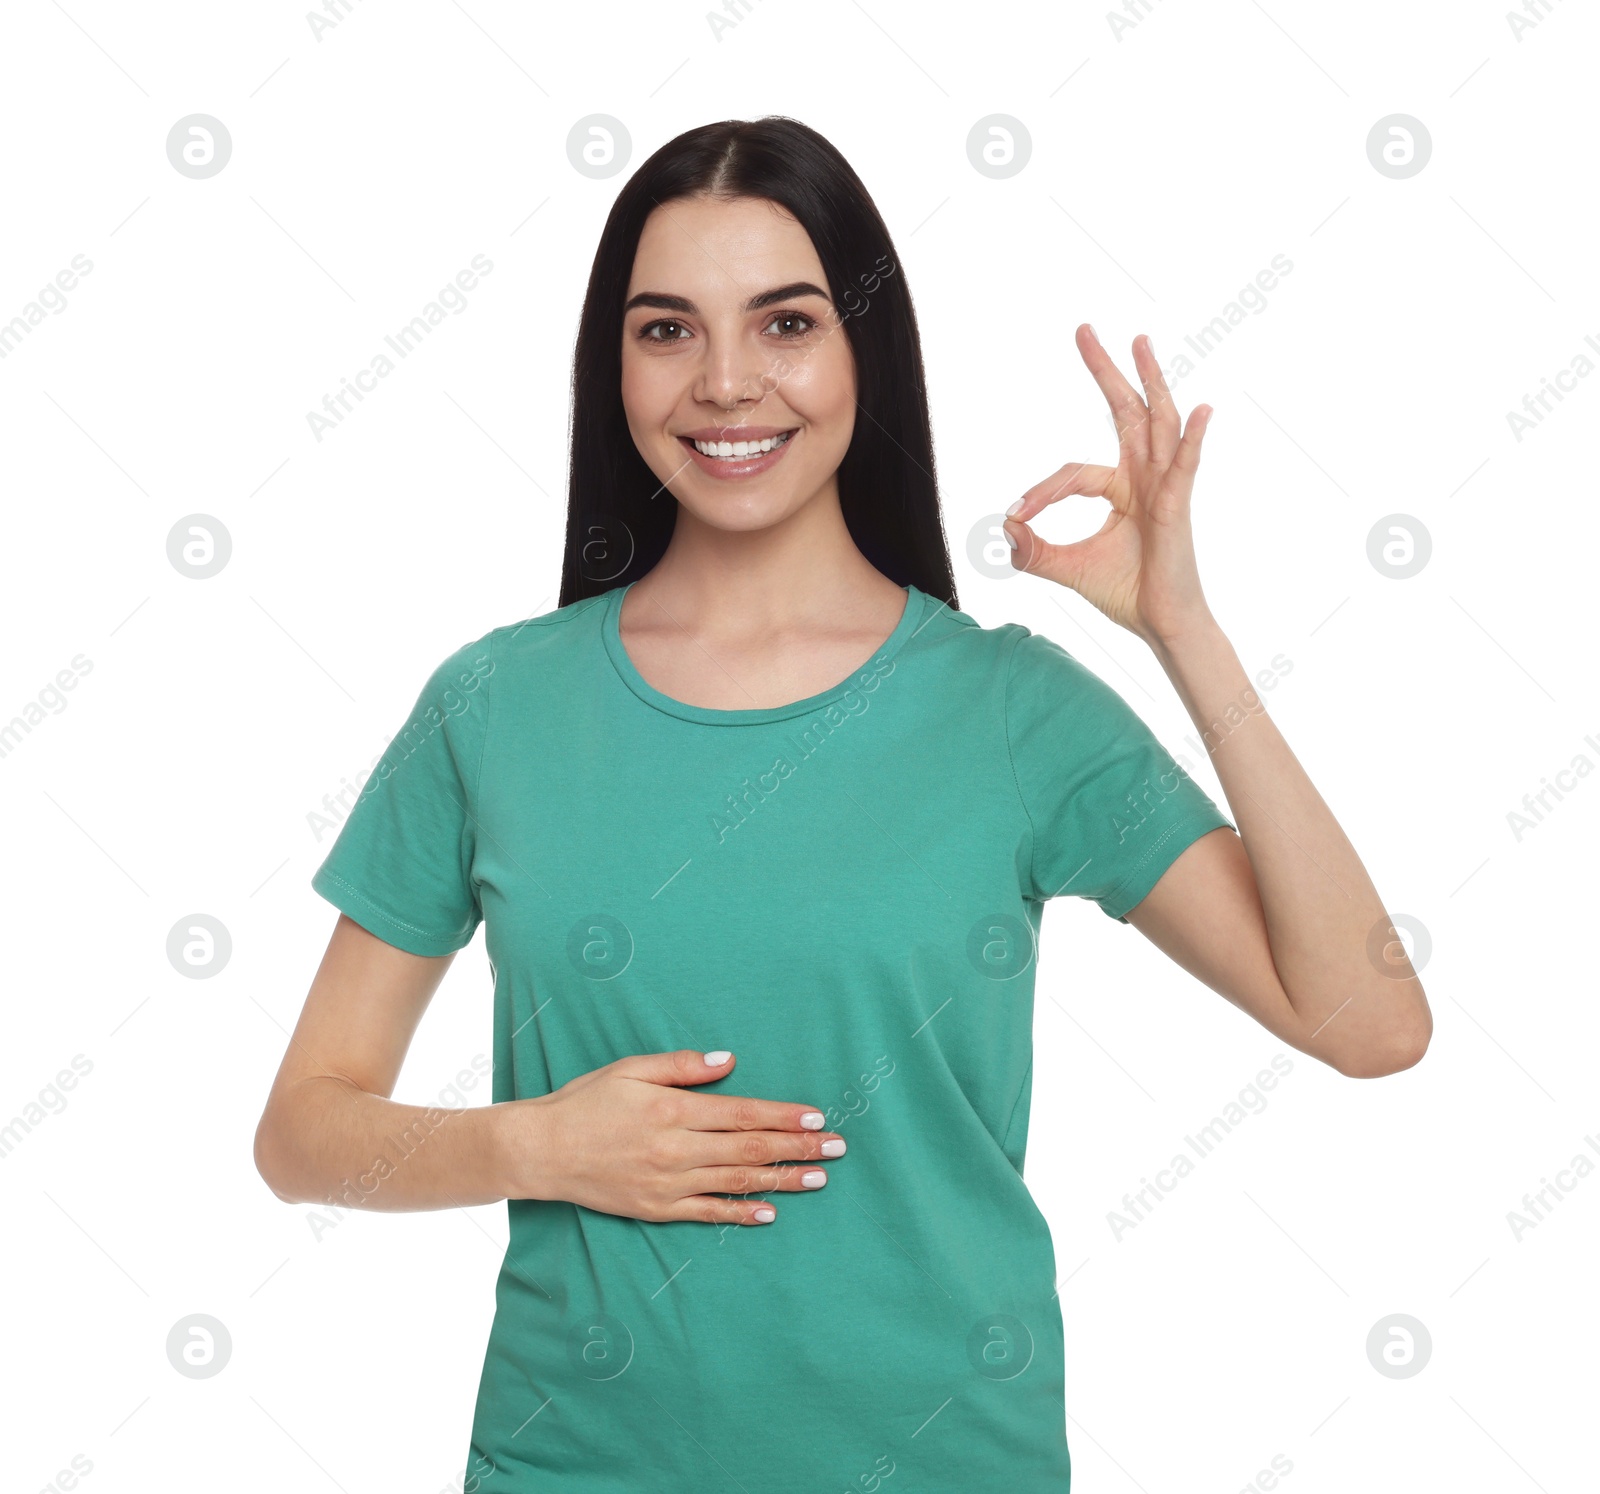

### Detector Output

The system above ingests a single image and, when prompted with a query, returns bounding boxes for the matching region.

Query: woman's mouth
[677,428,798,479]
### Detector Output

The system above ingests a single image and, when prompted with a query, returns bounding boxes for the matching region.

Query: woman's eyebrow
[623,281,832,315]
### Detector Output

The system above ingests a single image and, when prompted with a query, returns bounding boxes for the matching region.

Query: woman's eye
[764,311,816,339]
[639,319,690,342]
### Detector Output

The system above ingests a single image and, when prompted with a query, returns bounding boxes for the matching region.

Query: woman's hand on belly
[495,1049,848,1226]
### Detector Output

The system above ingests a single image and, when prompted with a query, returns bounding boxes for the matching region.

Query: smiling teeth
[693,432,793,458]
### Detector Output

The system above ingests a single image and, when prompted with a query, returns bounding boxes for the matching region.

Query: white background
[3,1,1595,1490]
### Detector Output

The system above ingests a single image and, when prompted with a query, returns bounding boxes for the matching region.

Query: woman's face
[620,193,857,533]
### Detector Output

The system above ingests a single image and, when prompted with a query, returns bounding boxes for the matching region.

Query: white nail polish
[703,1050,731,1066]
[753,1207,775,1222]
[821,1139,846,1157]
[801,1170,827,1188]
[1004,529,1018,551]
[800,1111,824,1130]
[1005,499,1023,517]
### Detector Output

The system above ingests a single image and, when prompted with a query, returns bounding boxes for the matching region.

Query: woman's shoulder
[487,588,611,644]
[413,590,613,696]
[910,592,1124,715]
[909,587,1042,663]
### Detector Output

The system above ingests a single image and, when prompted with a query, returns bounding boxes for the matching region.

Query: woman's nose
[696,339,770,409]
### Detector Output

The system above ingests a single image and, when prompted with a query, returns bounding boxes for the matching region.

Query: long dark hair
[558,116,958,611]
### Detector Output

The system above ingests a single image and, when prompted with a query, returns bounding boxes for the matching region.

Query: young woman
[256,117,1431,1492]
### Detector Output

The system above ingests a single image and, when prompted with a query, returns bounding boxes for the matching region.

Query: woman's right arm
[253,912,529,1211]
[255,913,848,1223]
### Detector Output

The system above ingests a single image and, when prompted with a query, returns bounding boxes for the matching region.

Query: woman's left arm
[1003,325,1431,1081]
[1133,620,1430,1080]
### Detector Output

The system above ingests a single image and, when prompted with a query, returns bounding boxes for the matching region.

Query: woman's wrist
[487,1094,563,1204]
[1144,607,1225,664]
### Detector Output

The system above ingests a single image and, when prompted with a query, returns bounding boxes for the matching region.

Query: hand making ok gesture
[1002,324,1216,650]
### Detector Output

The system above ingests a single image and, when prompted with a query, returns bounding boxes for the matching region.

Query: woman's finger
[1002,515,1098,591]
[1170,403,1212,482]
[1076,323,1149,460]
[688,1128,845,1167]
[1009,460,1118,523]
[1132,334,1180,465]
[670,1193,780,1226]
[687,1163,831,1196]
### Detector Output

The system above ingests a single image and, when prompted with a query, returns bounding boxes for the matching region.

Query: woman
[255,116,1431,1492]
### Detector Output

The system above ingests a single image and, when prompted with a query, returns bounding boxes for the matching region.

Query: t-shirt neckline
[601,579,927,726]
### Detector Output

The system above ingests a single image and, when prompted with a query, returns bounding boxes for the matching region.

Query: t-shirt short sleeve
[310,633,494,956]
[1003,627,1235,921]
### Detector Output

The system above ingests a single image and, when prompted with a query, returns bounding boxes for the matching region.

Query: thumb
[1004,516,1071,583]
[1002,515,1041,573]
[611,1048,735,1087]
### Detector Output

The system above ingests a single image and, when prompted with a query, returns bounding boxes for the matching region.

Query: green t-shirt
[311,580,1234,1492]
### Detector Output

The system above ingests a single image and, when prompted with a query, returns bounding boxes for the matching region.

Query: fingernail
[1087,323,1098,340]
[1004,499,1023,517]
[801,1170,827,1188]
[1004,529,1018,551]
[820,1138,846,1157]
[800,1111,824,1130]
[753,1206,775,1222]
[704,1050,731,1066]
